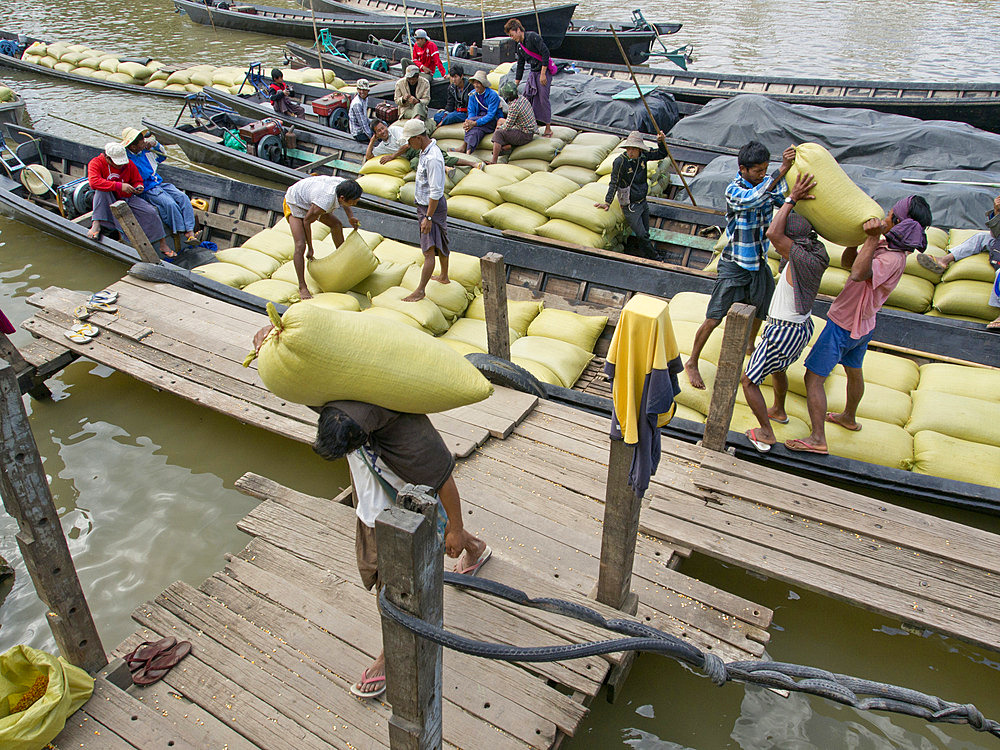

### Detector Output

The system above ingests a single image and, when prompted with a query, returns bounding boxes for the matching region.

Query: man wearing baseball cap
[394,65,430,120]
[411,29,446,78]
[348,78,373,143]
[86,142,172,258]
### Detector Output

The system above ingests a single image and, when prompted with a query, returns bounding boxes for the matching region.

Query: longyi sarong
[416,198,449,255]
[524,69,552,124]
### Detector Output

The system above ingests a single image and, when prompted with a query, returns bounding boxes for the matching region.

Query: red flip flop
[123,636,177,673]
[784,438,829,455]
[453,545,492,576]
[350,668,386,699]
[132,640,192,686]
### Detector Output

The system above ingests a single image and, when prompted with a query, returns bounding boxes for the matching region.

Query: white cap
[471,70,490,87]
[400,118,427,139]
[105,142,129,166]
[414,29,428,39]
[356,78,370,90]
[405,64,420,78]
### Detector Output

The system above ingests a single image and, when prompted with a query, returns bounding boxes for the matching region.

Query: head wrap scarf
[781,213,830,316]
[885,196,928,253]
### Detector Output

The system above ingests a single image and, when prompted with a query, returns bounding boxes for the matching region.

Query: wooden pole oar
[438,0,452,75]
[530,0,543,38]
[479,0,487,44]
[308,3,329,89]
[610,25,696,207]
[205,0,220,39]
[401,0,413,47]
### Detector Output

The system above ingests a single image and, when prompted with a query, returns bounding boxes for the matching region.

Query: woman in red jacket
[87,143,172,257]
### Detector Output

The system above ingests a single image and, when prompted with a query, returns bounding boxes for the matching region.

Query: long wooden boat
[142,113,995,367]
[0,88,25,126]
[296,0,684,65]
[173,0,577,48]
[3,123,995,513]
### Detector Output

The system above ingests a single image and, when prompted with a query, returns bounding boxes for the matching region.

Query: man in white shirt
[365,119,406,161]
[739,173,828,452]
[400,118,451,302]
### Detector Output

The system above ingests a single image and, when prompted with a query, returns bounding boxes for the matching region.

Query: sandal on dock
[350,668,386,699]
[132,640,192,686]
[453,545,492,576]
[124,636,177,673]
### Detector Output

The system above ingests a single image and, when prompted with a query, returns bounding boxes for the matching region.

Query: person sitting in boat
[269,69,305,118]
[283,176,363,300]
[411,28,446,79]
[785,195,931,456]
[488,81,536,164]
[505,18,553,139]
[394,65,430,121]
[917,194,1000,330]
[349,78,374,144]
[369,118,483,174]
[86,143,174,259]
[595,130,670,258]
[740,174,828,453]
[455,70,500,154]
[432,63,473,127]
[684,141,795,391]
[121,127,198,247]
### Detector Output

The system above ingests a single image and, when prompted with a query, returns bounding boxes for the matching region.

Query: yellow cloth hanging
[605,294,680,444]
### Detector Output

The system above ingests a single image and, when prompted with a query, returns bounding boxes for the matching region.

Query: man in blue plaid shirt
[684,141,796,389]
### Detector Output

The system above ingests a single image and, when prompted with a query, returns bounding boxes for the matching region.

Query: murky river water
[2,0,1000,747]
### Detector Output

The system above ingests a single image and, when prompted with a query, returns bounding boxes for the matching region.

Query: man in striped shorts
[740,173,828,452]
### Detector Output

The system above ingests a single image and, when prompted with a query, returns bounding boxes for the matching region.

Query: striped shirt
[348,94,372,139]
[723,172,786,271]
[501,95,537,135]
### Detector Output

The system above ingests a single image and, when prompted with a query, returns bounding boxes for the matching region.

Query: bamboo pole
[609,25,697,207]
[205,0,220,39]
[401,0,413,47]
[530,0,542,37]
[308,3,330,89]
[437,0,452,75]
[479,0,487,43]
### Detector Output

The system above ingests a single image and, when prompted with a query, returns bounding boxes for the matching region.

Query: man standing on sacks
[401,119,451,302]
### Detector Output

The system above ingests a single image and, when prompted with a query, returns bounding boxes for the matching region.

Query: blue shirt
[127,147,165,191]
[466,87,500,128]
[723,171,786,271]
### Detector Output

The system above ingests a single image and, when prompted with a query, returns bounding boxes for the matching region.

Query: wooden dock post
[702,303,755,452]
[480,252,511,361]
[110,200,161,263]
[0,331,51,399]
[375,485,444,750]
[0,359,106,673]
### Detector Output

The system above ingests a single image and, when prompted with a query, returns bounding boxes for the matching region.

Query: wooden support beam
[702,302,756,452]
[596,438,640,615]
[376,484,444,750]
[110,200,161,264]
[480,252,511,361]
[0,331,50,399]
[0,360,106,673]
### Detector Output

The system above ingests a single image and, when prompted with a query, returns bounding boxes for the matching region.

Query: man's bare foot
[431,274,450,284]
[825,411,861,432]
[402,289,425,302]
[452,539,490,575]
[87,223,101,239]
[159,240,177,258]
[299,287,313,301]
[542,129,553,137]
[987,315,1000,330]
[784,437,828,455]
[684,359,705,390]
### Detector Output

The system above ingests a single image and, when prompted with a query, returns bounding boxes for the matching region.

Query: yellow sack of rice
[230,82,257,95]
[25,41,46,56]
[353,261,411,297]
[0,86,13,102]
[445,252,483,292]
[307,230,379,293]
[371,286,450,335]
[498,171,579,214]
[483,163,531,182]
[509,335,593,388]
[144,79,168,89]
[526,308,607,352]
[242,228,297,262]
[450,169,516,204]
[822,417,914,469]
[941,252,996,283]
[373,238,424,266]
[508,158,553,173]
[512,357,561,386]
[191,261,262,288]
[667,291,711,323]
[300,293,362,313]
[211,67,242,87]
[91,70,112,80]
[675,358,717,414]
[904,243,949,282]
[271,261,322,295]
[214,247,282,278]
[596,148,625,176]
[443,318,520,351]
[947,228,981,248]
[185,83,204,93]
[917,362,1000,402]
[45,42,69,57]
[571,132,622,151]
[885,274,934,313]
[550,143,615,171]
[432,123,466,140]
[907,431,1000,488]
[359,156,411,178]
[398,182,416,206]
[400,265,473,320]
[906,390,1000,445]
[818,267,850,297]
[483,202,548,234]
[164,83,186,91]
[243,278,300,304]
[97,57,119,73]
[251,302,492,411]
[546,193,621,234]
[118,61,152,80]
[551,165,598,186]
[536,219,607,249]
[165,68,191,85]
[674,403,707,423]
[508,138,561,163]
[37,56,58,69]
[270,216,333,243]
[931,280,997,321]
[59,51,87,66]
[784,142,883,247]
[447,195,495,225]
[824,377,912,427]
[53,62,75,73]
[357,173,404,201]
[464,295,542,335]
[836,349,918,393]
[443,339,486,357]
[362,306,428,332]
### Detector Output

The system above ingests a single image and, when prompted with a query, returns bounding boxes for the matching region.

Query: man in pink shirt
[785,195,931,455]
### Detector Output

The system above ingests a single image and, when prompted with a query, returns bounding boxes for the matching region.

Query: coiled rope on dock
[378,573,1000,737]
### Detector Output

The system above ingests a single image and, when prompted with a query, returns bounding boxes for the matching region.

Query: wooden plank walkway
[641,446,1000,653]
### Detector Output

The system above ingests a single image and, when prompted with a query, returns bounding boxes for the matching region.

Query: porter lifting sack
[784,142,883,247]
[251,302,492,411]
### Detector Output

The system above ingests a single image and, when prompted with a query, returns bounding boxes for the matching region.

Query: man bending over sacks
[313,400,491,699]
[740,173,828,453]
[917,193,1000,330]
[685,141,796,390]
[785,195,931,455]
[283,176,363,301]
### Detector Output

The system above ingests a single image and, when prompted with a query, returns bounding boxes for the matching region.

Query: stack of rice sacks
[193,221,605,389]
[666,291,1000,489]
[19,42,344,94]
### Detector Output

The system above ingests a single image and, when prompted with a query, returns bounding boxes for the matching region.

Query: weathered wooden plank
[111,200,160,263]
[482,253,512,360]
[703,303,754,452]
[51,711,138,749]
[597,438,641,611]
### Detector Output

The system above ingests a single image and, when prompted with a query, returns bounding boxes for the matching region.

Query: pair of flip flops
[124,636,193,686]
[64,322,99,344]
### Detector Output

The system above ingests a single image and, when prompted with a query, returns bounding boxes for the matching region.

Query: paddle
[438,0,452,75]
[901,177,1000,188]
[479,0,487,43]
[530,0,543,39]
[308,3,330,89]
[609,25,696,207]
